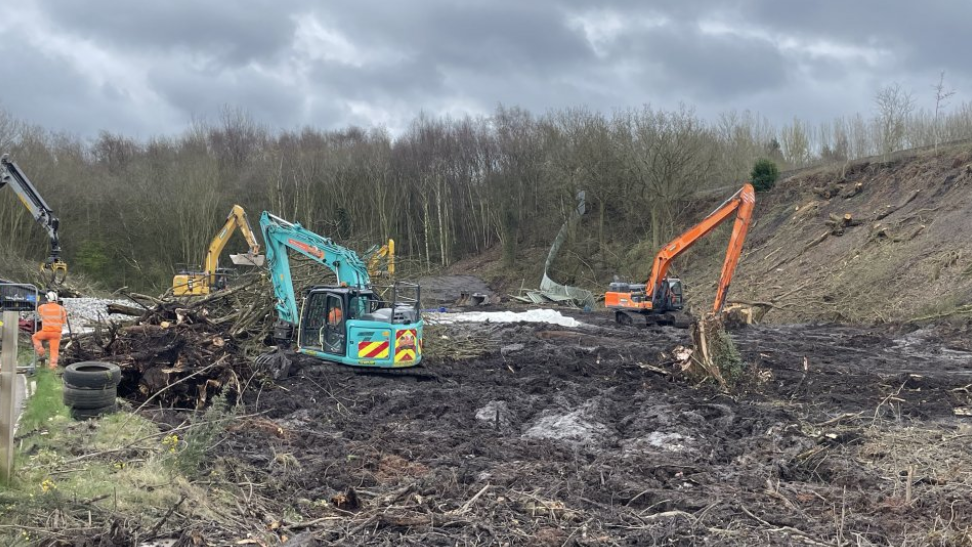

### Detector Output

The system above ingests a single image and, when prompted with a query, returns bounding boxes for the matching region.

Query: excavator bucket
[230,253,265,267]
[41,259,68,286]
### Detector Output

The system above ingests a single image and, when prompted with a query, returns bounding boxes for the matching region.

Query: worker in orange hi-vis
[32,291,67,370]
[327,306,343,325]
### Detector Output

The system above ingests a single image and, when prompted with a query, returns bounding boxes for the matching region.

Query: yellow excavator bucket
[230,253,265,267]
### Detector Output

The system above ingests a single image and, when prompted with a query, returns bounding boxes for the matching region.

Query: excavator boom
[366,239,395,279]
[647,183,755,313]
[260,211,371,325]
[711,186,756,313]
[0,155,67,285]
[173,204,265,296]
[605,183,755,323]
[260,212,422,368]
[207,205,264,276]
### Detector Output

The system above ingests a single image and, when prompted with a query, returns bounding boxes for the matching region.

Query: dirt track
[201,313,972,546]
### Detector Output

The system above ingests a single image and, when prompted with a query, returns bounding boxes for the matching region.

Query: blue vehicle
[260,212,423,368]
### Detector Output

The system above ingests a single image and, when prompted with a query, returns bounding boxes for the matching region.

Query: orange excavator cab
[606,183,755,326]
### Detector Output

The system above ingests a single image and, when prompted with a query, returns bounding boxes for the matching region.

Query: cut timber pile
[68,280,276,409]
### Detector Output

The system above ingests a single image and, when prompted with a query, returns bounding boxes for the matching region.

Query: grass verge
[16,368,69,435]
[0,375,236,544]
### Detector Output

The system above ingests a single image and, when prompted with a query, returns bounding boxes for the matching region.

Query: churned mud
[190,314,972,546]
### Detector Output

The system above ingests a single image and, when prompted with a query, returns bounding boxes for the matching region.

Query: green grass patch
[0,408,232,543]
[16,368,69,435]
[0,372,243,543]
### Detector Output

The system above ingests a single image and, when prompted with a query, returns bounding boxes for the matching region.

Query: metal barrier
[0,283,39,373]
[0,282,37,483]
[1,309,17,482]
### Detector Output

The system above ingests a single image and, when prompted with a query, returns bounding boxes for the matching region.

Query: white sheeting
[428,309,585,328]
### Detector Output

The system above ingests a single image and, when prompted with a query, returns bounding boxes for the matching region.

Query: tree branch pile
[68,280,280,408]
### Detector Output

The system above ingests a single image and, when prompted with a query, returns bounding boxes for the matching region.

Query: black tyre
[63,385,117,410]
[71,403,118,421]
[63,362,121,389]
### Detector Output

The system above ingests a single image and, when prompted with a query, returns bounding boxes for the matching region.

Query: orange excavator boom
[645,183,755,314]
[605,183,755,325]
[711,185,756,313]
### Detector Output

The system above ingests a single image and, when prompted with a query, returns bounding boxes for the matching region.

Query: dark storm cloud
[2,0,970,137]
[0,31,165,138]
[610,20,789,101]
[390,2,594,74]
[35,0,301,66]
[145,64,307,129]
[749,0,972,69]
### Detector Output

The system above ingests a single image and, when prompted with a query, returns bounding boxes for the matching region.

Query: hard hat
[46,291,58,302]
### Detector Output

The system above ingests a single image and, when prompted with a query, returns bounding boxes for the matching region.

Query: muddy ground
[181,312,972,546]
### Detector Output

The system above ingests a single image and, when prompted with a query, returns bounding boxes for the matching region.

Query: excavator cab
[295,284,422,367]
[365,240,395,279]
[659,278,684,310]
[298,288,353,356]
[173,265,232,295]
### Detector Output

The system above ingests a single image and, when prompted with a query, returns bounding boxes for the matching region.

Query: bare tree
[619,104,717,249]
[780,117,812,168]
[931,71,956,152]
[874,83,915,159]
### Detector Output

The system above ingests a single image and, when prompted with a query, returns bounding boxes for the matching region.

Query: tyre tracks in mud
[199,316,972,546]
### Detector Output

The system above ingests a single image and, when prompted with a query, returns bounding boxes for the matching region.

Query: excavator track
[353,365,440,382]
[615,310,693,329]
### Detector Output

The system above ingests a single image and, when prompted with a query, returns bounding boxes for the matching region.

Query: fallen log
[107,303,144,316]
[841,182,863,199]
[812,183,841,200]
[802,231,830,253]
[873,189,920,220]
[825,213,862,236]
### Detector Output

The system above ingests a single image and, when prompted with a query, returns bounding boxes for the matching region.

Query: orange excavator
[605,183,755,326]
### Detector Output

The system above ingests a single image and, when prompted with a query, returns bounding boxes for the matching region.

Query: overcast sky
[1,0,969,139]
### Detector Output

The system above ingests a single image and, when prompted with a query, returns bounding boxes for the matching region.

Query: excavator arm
[203,204,264,285]
[645,183,756,313]
[366,239,395,279]
[260,211,371,326]
[0,155,67,285]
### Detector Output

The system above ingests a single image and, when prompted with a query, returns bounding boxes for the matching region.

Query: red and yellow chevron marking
[358,340,389,359]
[395,329,419,363]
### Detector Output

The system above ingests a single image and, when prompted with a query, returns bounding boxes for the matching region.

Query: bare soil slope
[686,146,972,324]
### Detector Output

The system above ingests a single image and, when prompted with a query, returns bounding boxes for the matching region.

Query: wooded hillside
[3,94,972,292]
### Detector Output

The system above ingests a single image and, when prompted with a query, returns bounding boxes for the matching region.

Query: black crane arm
[0,155,66,284]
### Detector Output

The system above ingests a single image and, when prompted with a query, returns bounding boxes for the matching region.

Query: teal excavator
[260,212,423,368]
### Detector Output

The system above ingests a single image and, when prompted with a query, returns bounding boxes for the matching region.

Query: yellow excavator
[365,239,395,280]
[172,205,265,296]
